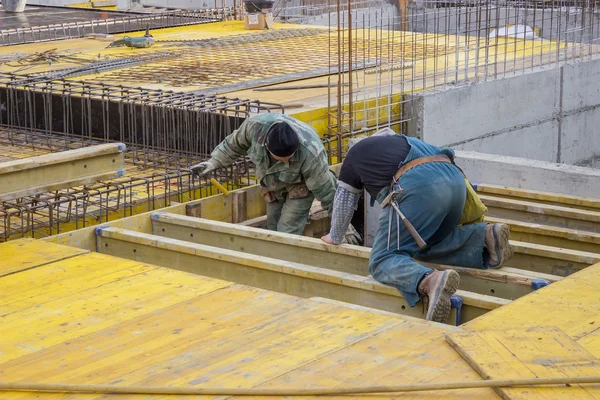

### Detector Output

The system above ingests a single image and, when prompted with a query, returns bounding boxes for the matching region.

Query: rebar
[324,0,600,162]
[0,10,229,47]
[0,127,258,242]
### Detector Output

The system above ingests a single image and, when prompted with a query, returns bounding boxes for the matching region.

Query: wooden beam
[507,240,600,276]
[96,226,510,325]
[149,212,560,300]
[486,216,600,253]
[0,143,126,201]
[480,194,600,233]
[477,183,600,211]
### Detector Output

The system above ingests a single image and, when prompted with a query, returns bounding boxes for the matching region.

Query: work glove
[189,159,217,178]
[342,224,363,246]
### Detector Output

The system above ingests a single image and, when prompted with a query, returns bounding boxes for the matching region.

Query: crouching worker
[321,133,514,323]
[190,113,361,243]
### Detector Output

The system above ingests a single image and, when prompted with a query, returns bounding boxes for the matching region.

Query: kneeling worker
[190,113,360,243]
[321,133,514,323]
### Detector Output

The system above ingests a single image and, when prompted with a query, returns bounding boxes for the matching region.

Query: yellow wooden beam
[150,212,562,300]
[481,194,600,233]
[507,240,600,276]
[0,143,126,201]
[477,183,600,211]
[95,226,510,325]
[486,216,600,253]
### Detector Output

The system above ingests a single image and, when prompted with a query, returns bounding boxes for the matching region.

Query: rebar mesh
[322,0,600,161]
[0,9,230,46]
[0,127,258,241]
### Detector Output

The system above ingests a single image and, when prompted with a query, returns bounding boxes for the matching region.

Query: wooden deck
[3,235,600,398]
[0,239,498,399]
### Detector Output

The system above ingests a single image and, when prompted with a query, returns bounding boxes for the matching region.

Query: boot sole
[427,270,460,323]
[490,224,514,269]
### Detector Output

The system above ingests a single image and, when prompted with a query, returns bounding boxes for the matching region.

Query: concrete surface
[408,56,600,167]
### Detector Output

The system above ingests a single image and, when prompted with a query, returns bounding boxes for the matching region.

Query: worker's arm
[301,151,337,213]
[209,119,255,169]
[327,182,362,245]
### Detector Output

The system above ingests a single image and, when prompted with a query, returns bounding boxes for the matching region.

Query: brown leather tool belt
[393,155,452,183]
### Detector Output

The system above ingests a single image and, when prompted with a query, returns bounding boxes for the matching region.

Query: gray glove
[342,224,363,246]
[190,160,217,178]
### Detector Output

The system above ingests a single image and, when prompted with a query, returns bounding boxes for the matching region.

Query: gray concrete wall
[407,56,600,167]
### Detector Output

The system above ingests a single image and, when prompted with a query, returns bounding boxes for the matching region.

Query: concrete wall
[407,56,600,167]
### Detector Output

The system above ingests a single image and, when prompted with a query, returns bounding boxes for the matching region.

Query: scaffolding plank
[150,212,561,300]
[0,143,126,201]
[96,226,510,325]
[446,326,600,399]
[0,238,88,277]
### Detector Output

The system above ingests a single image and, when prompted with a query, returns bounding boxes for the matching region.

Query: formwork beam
[476,184,600,211]
[485,216,600,254]
[149,212,559,300]
[0,143,126,201]
[480,194,600,233]
[95,226,509,325]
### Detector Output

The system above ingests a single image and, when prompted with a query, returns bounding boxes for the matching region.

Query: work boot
[485,223,514,269]
[418,270,460,323]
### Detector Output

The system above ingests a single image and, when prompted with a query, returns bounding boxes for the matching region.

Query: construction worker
[321,132,514,323]
[190,113,360,243]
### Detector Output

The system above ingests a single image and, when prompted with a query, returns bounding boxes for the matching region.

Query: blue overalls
[370,137,488,307]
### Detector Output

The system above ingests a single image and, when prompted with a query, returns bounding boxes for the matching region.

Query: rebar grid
[0,127,258,241]
[0,9,231,47]
[326,0,600,162]
[0,72,284,165]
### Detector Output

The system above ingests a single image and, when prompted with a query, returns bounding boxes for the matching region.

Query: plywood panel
[447,327,600,399]
[0,238,88,277]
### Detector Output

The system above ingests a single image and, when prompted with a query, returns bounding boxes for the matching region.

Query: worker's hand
[342,224,363,246]
[189,160,216,178]
[321,233,334,245]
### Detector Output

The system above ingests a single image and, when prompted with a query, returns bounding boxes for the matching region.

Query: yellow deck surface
[4,237,600,398]
[0,238,496,399]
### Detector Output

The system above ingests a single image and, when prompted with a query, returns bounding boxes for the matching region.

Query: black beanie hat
[266,122,299,157]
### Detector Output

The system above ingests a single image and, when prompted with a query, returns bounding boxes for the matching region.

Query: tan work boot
[485,223,514,269]
[418,270,460,323]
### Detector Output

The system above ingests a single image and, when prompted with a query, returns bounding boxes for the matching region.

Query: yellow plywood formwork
[0,238,88,277]
[465,261,600,343]
[446,326,600,399]
[0,240,498,399]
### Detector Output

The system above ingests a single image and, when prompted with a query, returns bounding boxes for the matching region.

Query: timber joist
[94,225,509,325]
[0,143,126,201]
[148,212,557,301]
[479,194,600,233]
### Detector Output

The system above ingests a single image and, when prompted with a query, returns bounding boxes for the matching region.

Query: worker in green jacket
[190,114,359,242]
